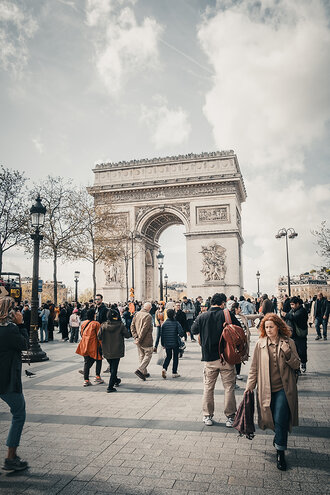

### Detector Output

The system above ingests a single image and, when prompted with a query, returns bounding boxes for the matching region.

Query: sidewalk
[0,328,329,494]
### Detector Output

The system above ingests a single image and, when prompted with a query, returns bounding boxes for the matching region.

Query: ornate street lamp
[164,273,168,302]
[275,228,298,297]
[156,249,164,301]
[74,271,80,302]
[22,195,48,362]
[256,270,260,298]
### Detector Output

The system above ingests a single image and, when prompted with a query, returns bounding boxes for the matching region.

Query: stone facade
[88,151,246,302]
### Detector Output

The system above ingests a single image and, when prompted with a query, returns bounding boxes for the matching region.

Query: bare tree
[28,176,83,305]
[312,221,330,265]
[70,188,126,298]
[0,166,29,273]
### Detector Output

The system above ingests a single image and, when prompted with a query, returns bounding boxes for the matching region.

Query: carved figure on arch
[200,243,227,282]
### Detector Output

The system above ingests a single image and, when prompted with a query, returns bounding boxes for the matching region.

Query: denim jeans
[315,317,328,338]
[106,358,120,389]
[154,326,161,349]
[163,347,179,374]
[270,388,290,451]
[70,327,79,343]
[40,320,48,342]
[0,392,26,447]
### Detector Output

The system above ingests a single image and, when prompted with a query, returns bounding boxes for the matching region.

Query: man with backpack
[191,293,242,428]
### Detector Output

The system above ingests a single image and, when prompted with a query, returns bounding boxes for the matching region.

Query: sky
[1,0,330,298]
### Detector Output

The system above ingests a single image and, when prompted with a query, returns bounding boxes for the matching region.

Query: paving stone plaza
[0,328,329,494]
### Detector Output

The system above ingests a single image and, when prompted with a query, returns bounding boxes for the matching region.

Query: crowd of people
[0,289,328,473]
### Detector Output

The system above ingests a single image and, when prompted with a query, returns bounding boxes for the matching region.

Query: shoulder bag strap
[81,320,92,335]
[224,309,232,325]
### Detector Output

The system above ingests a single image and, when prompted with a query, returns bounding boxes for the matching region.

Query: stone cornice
[93,150,235,170]
[88,176,246,203]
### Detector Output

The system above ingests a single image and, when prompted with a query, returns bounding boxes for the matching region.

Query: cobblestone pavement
[0,326,329,494]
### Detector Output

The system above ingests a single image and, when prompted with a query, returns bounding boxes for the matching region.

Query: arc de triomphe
[89,151,246,302]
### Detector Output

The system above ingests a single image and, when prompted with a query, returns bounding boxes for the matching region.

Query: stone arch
[90,151,246,302]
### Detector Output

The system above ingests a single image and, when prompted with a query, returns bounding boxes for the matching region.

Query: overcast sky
[1,0,329,298]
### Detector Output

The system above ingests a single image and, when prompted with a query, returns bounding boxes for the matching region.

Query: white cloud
[198,0,330,171]
[86,0,163,95]
[198,0,330,295]
[32,135,44,154]
[0,1,37,76]
[140,97,191,149]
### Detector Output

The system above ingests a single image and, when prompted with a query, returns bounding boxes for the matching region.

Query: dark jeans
[106,358,120,389]
[293,336,307,364]
[0,392,26,447]
[235,363,241,375]
[83,356,102,380]
[315,317,328,338]
[154,326,161,349]
[270,388,290,451]
[185,319,194,341]
[163,347,179,374]
[70,327,79,343]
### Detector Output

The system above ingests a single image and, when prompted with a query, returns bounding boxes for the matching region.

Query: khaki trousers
[202,359,237,418]
[137,344,153,375]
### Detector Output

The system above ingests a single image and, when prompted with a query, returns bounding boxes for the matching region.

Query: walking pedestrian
[282,296,308,373]
[0,297,29,471]
[131,302,153,381]
[161,309,184,379]
[76,308,104,387]
[314,292,329,340]
[232,302,250,381]
[181,296,196,341]
[40,303,50,342]
[245,313,300,471]
[59,304,69,341]
[94,294,108,324]
[153,302,165,352]
[191,293,241,427]
[98,308,130,393]
[69,308,80,343]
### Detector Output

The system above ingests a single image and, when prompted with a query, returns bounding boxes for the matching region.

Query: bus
[0,272,22,303]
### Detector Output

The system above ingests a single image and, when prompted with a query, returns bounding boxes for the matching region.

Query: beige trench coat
[246,336,300,431]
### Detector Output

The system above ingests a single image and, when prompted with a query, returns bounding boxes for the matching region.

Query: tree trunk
[53,251,58,306]
[92,259,96,299]
[0,247,2,274]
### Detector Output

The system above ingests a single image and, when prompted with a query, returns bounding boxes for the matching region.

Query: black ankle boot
[276,450,286,471]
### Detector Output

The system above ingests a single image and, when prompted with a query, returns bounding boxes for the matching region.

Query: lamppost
[275,228,298,297]
[156,249,164,301]
[22,195,49,363]
[256,270,260,298]
[74,271,80,302]
[164,273,168,302]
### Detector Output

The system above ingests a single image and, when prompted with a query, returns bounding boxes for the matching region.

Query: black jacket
[95,303,108,324]
[191,307,241,362]
[161,319,184,348]
[175,309,187,331]
[314,297,329,319]
[0,322,29,394]
[285,305,308,338]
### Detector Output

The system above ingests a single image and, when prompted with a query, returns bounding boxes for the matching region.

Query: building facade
[278,271,330,300]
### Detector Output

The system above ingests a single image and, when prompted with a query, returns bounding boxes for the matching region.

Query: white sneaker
[172,373,180,378]
[225,416,235,428]
[236,374,243,380]
[203,415,213,426]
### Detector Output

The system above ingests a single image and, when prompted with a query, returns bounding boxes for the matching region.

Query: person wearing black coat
[314,292,329,340]
[161,309,184,379]
[191,292,242,428]
[95,295,108,324]
[283,296,308,372]
[0,297,29,471]
[59,305,69,340]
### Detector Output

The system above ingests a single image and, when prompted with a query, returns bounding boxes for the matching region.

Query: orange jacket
[75,320,102,360]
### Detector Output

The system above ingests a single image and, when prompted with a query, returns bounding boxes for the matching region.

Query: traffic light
[129,287,135,300]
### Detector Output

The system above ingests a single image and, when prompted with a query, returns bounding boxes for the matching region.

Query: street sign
[38,279,43,292]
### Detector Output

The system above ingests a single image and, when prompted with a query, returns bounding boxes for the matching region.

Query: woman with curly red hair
[246,314,300,471]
